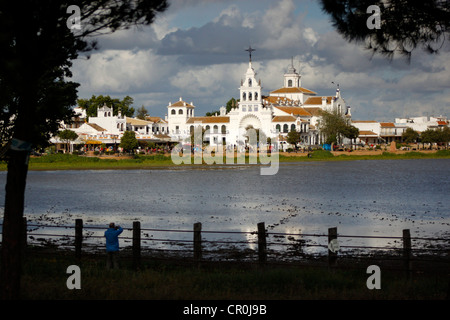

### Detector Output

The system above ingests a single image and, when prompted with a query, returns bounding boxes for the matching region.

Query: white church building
[165,51,350,148]
[53,50,352,151]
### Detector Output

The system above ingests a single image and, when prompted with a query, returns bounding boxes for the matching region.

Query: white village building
[52,103,169,151]
[165,53,350,149]
[52,50,448,152]
[352,116,449,146]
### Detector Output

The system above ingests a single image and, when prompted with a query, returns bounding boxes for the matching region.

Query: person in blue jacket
[105,222,123,269]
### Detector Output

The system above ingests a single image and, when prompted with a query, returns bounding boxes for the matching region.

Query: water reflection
[0,159,449,256]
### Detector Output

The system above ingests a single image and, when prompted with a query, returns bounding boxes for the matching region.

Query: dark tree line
[320,0,450,60]
[0,0,168,299]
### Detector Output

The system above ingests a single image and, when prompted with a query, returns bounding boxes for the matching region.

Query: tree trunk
[0,148,30,299]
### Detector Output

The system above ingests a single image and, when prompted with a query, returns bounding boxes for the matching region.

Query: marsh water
[0,158,449,256]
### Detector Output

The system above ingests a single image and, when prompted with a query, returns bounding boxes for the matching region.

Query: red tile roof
[358,130,378,136]
[169,100,195,108]
[274,106,312,117]
[186,116,230,124]
[272,115,297,122]
[304,96,333,105]
[270,87,316,95]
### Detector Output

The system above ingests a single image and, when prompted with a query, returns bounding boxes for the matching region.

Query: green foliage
[381,152,395,157]
[286,130,301,147]
[205,98,238,116]
[436,149,450,156]
[119,131,139,152]
[136,105,149,120]
[426,127,450,145]
[402,127,420,143]
[325,134,337,145]
[420,128,450,145]
[320,0,449,59]
[311,150,334,158]
[341,125,359,141]
[77,95,136,118]
[0,0,170,299]
[20,248,449,299]
[134,154,172,161]
[317,109,357,144]
[29,153,99,163]
[0,0,169,144]
[57,129,78,141]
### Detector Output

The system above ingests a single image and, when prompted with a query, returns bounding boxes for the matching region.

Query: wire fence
[1,218,449,274]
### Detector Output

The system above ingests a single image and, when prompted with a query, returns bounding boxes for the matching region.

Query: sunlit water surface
[0,159,449,256]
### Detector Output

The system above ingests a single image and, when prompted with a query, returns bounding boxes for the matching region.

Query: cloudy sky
[71,0,450,122]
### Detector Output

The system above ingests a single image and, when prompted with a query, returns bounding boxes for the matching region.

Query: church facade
[165,53,350,149]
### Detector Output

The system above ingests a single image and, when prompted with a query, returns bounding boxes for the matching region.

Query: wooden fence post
[133,221,141,270]
[194,222,202,261]
[75,219,83,259]
[403,229,412,279]
[22,217,27,250]
[258,222,267,265]
[328,227,338,268]
[21,217,27,262]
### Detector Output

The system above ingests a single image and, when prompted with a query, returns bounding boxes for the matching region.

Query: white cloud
[152,15,179,40]
[170,63,243,99]
[213,5,242,27]
[72,49,175,94]
[303,27,318,46]
[261,0,296,34]
[69,0,450,121]
[93,26,160,51]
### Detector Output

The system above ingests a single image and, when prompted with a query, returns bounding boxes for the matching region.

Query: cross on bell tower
[245,46,256,62]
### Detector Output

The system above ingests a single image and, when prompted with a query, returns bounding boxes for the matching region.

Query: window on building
[254,92,258,100]
[248,79,252,87]
[276,124,281,133]
[179,109,183,115]
[221,125,226,134]
[283,124,289,133]
[171,109,176,115]
[243,92,246,101]
[288,80,293,87]
[213,125,218,133]
[291,124,296,131]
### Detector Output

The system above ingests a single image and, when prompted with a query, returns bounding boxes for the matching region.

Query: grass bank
[279,149,450,162]
[0,150,449,171]
[18,248,449,300]
[0,153,174,171]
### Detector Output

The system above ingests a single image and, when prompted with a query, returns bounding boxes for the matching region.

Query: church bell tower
[284,57,301,88]
[239,46,262,112]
